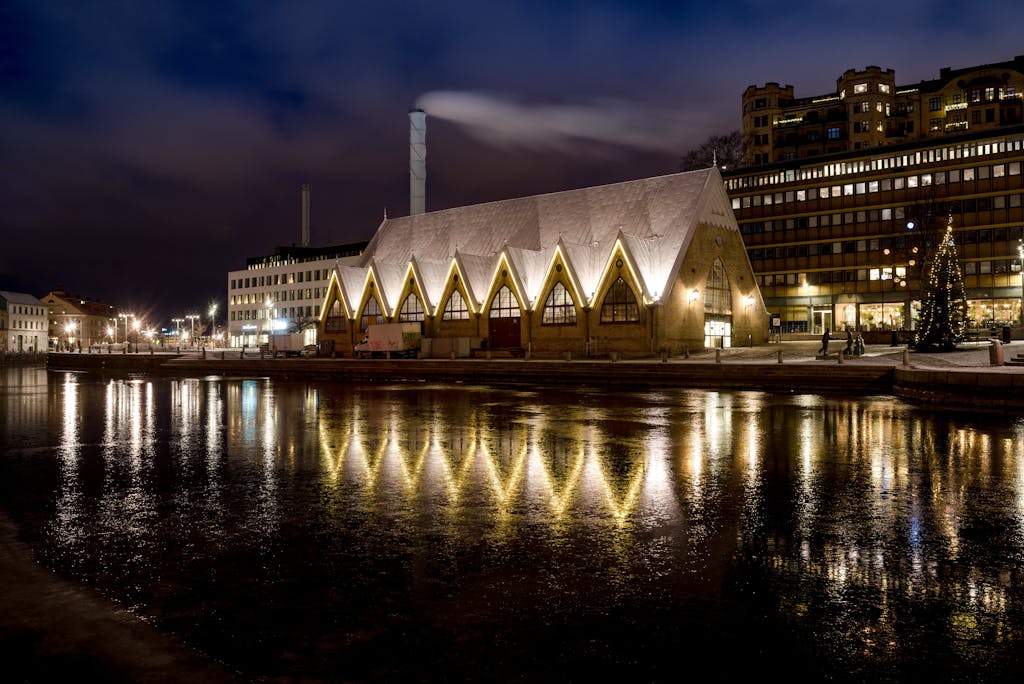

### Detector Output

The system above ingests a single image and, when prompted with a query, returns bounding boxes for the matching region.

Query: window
[442,290,470,320]
[325,300,346,332]
[360,297,383,331]
[398,293,424,322]
[827,127,840,140]
[600,277,640,323]
[853,83,868,94]
[928,97,942,112]
[489,286,520,318]
[542,283,577,325]
[704,260,732,315]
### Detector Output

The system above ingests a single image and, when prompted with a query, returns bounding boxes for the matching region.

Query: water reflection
[1,368,1023,680]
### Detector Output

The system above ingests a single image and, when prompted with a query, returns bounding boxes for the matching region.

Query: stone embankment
[45,340,1024,413]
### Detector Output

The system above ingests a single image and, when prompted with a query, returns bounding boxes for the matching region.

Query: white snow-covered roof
[338,166,729,311]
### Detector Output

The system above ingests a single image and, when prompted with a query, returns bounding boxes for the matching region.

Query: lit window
[398,293,424,322]
[489,286,520,319]
[442,290,470,320]
[600,277,640,323]
[360,297,383,331]
[542,283,577,325]
[854,83,868,94]
[704,260,732,315]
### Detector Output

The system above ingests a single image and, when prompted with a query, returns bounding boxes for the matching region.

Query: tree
[679,130,745,172]
[913,213,968,352]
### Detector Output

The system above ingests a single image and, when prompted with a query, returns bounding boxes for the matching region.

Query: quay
[44,339,1024,413]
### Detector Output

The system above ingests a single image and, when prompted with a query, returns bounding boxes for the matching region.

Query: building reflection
[35,375,1024,667]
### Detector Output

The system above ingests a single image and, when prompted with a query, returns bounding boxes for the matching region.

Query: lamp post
[117,313,132,350]
[1018,239,1023,327]
[208,304,217,348]
[265,299,273,343]
[172,318,184,349]
[186,314,199,348]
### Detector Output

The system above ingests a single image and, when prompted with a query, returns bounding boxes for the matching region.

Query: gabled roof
[0,291,44,307]
[350,167,724,310]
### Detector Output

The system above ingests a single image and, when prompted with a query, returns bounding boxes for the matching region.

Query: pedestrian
[845,328,854,355]
[818,328,830,356]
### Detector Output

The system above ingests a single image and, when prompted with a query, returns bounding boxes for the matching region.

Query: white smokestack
[409,108,426,215]
[301,183,310,246]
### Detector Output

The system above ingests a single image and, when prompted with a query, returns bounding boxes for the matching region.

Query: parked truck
[269,332,307,358]
[354,323,421,358]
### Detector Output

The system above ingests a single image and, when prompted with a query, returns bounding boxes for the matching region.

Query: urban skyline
[3,1,1024,326]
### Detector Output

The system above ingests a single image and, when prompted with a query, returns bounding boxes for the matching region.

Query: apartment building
[743,56,1024,166]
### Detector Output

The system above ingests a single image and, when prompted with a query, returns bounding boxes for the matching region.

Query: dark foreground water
[2,366,1024,682]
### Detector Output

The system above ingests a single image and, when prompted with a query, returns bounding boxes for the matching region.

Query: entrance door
[812,308,832,334]
[488,317,521,349]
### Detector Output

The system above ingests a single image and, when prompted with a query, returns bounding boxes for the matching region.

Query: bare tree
[679,130,745,172]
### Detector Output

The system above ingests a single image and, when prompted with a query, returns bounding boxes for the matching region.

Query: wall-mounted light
[743,295,755,308]
[688,289,700,303]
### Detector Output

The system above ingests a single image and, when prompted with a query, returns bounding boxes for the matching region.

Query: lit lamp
[1018,239,1024,326]
[186,314,200,347]
[208,303,217,347]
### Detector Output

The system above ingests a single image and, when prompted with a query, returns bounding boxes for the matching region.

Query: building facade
[226,242,367,348]
[318,167,767,357]
[743,56,1024,166]
[42,289,119,350]
[725,124,1024,335]
[0,291,48,353]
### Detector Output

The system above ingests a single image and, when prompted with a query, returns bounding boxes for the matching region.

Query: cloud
[415,90,709,155]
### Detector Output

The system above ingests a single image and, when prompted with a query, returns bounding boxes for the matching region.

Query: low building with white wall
[0,290,49,353]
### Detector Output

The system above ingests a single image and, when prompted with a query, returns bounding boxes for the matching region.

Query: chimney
[409,108,426,215]
[300,183,310,247]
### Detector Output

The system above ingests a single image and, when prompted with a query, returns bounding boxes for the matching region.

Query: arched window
[443,290,470,320]
[542,282,577,325]
[360,297,383,331]
[489,286,520,318]
[704,259,732,315]
[325,299,346,332]
[600,277,640,323]
[399,293,424,322]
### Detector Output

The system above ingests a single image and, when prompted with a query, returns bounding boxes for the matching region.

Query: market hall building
[316,166,767,358]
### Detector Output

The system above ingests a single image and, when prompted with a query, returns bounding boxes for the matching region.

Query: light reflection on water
[2,367,1024,680]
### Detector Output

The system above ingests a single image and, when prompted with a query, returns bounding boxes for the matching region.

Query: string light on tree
[913,212,968,352]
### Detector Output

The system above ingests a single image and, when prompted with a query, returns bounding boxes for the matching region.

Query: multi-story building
[0,290,48,353]
[41,288,120,350]
[743,55,1024,166]
[725,123,1024,336]
[226,241,367,348]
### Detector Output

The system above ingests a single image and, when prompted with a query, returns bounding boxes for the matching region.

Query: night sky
[2,1,1022,326]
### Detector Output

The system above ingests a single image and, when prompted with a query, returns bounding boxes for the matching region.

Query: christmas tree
[913,213,968,352]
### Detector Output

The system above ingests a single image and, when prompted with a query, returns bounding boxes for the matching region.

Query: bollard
[715,348,721,363]
[777,350,783,364]
[610,351,618,362]
[684,345,690,359]
[661,349,668,363]
[240,349,244,359]
[450,351,455,360]
[487,350,492,360]
[201,348,206,359]
[220,350,225,360]
[565,350,572,362]
[903,349,910,367]
[838,350,843,364]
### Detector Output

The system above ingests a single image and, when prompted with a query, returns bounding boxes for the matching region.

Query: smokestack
[409,108,426,215]
[300,183,310,247]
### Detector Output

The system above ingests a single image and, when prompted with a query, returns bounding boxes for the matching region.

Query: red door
[488,316,521,349]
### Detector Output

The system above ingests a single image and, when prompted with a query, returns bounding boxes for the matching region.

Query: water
[2,366,1024,682]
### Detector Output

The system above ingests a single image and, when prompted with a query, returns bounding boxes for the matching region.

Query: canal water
[2,366,1023,682]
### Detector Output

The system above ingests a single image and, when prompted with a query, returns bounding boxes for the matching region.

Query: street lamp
[186,314,199,348]
[208,303,217,347]
[172,317,184,349]
[1018,239,1023,326]
[117,313,132,348]
[265,299,273,342]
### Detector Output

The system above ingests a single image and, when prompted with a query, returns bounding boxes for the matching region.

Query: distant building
[0,291,48,353]
[226,242,368,348]
[318,167,766,357]
[742,55,1024,166]
[42,288,119,350]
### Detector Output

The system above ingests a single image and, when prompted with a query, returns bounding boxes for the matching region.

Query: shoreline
[41,340,1024,413]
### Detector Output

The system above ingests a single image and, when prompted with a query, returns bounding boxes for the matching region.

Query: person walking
[818,328,831,356]
[845,327,854,356]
